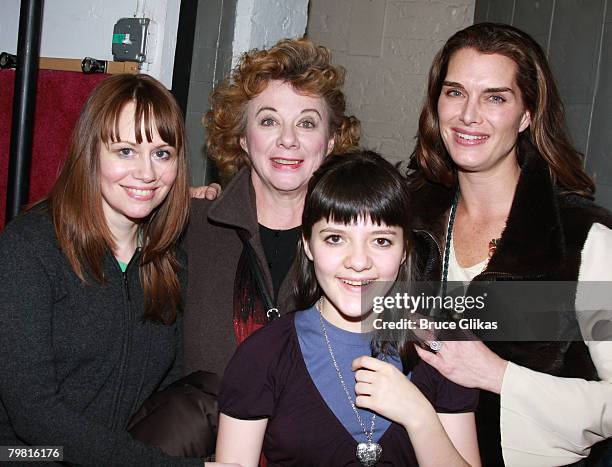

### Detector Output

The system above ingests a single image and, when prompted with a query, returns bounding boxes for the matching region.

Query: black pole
[171,0,198,116]
[5,0,44,223]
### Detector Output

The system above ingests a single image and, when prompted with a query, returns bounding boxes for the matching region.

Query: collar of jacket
[411,143,565,280]
[207,167,259,238]
[202,166,297,311]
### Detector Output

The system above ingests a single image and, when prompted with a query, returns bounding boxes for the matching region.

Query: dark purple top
[219,312,478,466]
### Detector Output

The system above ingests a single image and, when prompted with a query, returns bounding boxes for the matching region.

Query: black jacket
[0,208,199,466]
[409,144,612,465]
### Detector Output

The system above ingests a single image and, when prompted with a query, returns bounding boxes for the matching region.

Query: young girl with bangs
[215,151,481,467]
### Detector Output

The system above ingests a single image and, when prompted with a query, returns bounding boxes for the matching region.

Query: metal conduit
[5,0,44,223]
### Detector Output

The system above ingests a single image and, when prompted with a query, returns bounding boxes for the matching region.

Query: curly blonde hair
[205,38,361,177]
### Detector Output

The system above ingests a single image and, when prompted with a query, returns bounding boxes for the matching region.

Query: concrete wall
[307,0,475,164]
[589,2,612,210]
[232,0,309,67]
[475,0,612,210]
[0,0,180,87]
[186,0,237,185]
[186,0,309,184]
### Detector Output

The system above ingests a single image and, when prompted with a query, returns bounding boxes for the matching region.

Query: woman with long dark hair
[408,22,612,465]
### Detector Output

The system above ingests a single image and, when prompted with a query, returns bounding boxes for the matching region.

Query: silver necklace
[317,300,383,467]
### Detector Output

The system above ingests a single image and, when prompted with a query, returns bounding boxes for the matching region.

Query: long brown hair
[206,38,361,177]
[412,22,594,197]
[48,73,189,323]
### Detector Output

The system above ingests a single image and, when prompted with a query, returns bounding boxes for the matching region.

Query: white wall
[0,0,180,87]
[232,0,309,67]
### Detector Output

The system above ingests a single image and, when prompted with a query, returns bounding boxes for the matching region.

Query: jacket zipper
[109,254,137,428]
[123,270,131,302]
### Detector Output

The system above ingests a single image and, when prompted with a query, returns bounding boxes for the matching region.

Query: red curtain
[0,69,108,229]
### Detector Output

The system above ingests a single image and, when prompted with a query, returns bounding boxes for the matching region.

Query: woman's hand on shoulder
[352,355,436,431]
[414,341,508,394]
[190,183,222,200]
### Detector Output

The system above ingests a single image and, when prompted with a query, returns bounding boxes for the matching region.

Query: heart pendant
[356,441,382,466]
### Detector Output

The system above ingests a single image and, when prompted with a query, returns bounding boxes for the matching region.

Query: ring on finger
[428,340,443,352]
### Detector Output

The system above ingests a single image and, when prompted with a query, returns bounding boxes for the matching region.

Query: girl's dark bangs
[307,169,407,230]
[319,195,404,228]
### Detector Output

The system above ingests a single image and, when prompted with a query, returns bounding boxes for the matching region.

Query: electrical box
[112,17,150,63]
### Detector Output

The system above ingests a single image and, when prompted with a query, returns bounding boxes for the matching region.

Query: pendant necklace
[317,300,382,467]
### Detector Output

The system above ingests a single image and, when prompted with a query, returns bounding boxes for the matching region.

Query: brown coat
[183,168,298,377]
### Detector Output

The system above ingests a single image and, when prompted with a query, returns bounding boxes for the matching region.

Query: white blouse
[448,223,612,466]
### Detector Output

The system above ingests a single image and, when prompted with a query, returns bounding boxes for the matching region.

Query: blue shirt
[295,306,404,443]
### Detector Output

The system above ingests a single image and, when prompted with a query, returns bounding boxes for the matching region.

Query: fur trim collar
[412,146,569,279]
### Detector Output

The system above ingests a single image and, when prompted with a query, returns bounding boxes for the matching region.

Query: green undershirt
[117,260,128,272]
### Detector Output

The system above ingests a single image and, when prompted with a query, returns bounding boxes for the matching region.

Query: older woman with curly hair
[183,38,360,377]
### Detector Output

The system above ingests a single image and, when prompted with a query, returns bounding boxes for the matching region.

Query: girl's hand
[190,183,222,200]
[414,341,508,394]
[352,355,436,431]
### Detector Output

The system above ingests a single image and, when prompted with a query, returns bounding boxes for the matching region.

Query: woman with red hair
[183,38,361,378]
[0,74,206,465]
